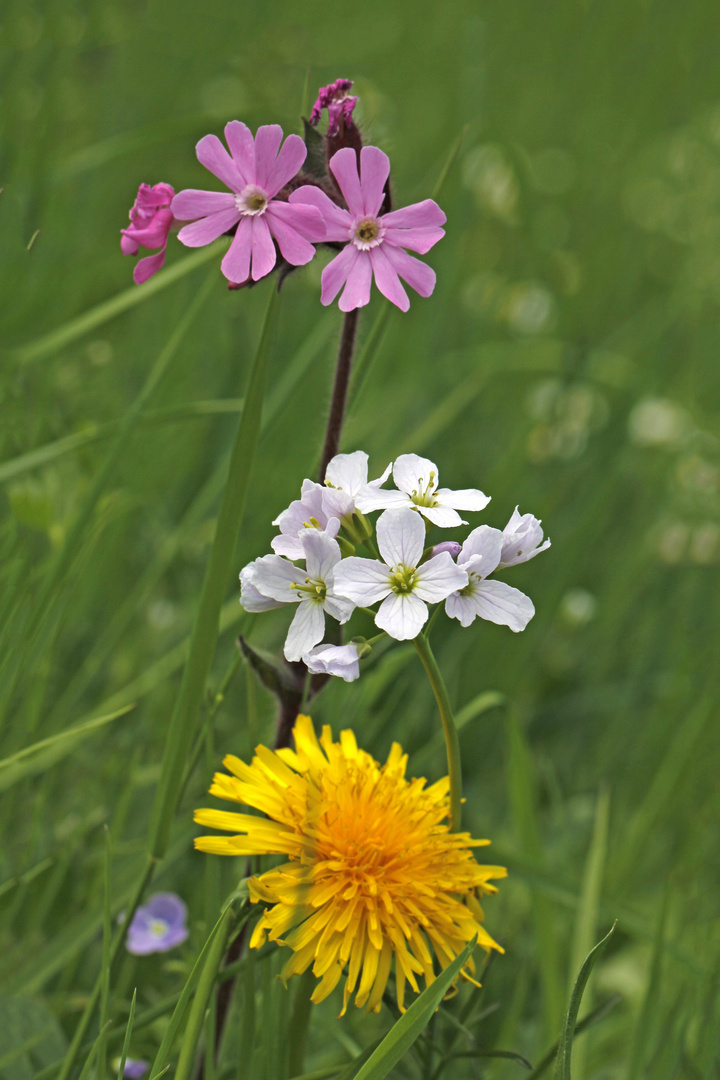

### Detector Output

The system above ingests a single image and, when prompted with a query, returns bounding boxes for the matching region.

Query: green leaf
[552,923,616,1080]
[350,936,478,1080]
[0,704,134,792]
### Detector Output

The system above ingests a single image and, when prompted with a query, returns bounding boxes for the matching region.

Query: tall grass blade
[148,284,278,860]
[98,827,112,1080]
[116,989,137,1080]
[552,923,616,1080]
[351,936,477,1080]
[11,244,226,365]
[624,889,669,1080]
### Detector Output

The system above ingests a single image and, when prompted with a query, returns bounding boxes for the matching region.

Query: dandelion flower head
[194,715,506,1014]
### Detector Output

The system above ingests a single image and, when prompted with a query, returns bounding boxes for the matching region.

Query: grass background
[2,0,720,1077]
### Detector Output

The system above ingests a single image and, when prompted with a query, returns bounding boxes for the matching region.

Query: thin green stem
[412,634,463,830]
[287,970,315,1078]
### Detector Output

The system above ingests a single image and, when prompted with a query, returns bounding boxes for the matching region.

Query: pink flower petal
[121,234,139,256]
[360,146,390,217]
[196,133,244,193]
[265,207,316,266]
[381,199,446,229]
[224,121,255,186]
[134,248,167,284]
[171,190,236,220]
[177,207,241,248]
[253,125,283,190]
[368,245,409,311]
[250,214,276,280]
[339,250,372,311]
[382,245,436,298]
[122,208,174,249]
[289,186,351,241]
[264,133,307,198]
[328,147,364,215]
[321,246,359,306]
[221,217,252,282]
[267,199,325,242]
[384,225,445,254]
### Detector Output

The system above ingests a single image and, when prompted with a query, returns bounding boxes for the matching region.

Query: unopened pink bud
[310,78,358,137]
[432,541,462,559]
[121,182,176,284]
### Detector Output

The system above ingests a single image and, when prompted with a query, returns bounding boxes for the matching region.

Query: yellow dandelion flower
[194,714,506,1014]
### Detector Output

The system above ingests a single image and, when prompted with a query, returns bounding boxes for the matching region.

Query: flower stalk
[412,632,463,831]
[318,308,359,481]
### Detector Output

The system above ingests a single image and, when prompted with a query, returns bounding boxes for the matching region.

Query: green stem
[412,633,463,831]
[173,907,234,1080]
[148,284,278,860]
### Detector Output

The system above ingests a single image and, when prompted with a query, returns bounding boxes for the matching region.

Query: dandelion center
[194,716,505,1014]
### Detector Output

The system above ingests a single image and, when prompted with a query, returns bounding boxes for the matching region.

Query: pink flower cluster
[122,114,446,311]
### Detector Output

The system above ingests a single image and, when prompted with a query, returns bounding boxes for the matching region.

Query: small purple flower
[121,183,176,285]
[291,147,446,312]
[115,1060,149,1080]
[171,123,325,285]
[125,893,188,956]
[310,78,358,136]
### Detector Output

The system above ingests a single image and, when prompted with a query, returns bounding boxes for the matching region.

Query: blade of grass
[116,989,137,1080]
[11,244,226,365]
[506,708,564,1041]
[567,787,610,1080]
[351,937,478,1080]
[526,996,621,1080]
[0,704,134,792]
[411,690,505,771]
[172,905,234,1080]
[98,828,112,1080]
[552,923,616,1080]
[624,889,669,1080]
[147,283,278,860]
[431,125,469,200]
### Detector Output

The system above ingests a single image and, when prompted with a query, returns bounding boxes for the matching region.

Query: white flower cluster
[240,451,550,681]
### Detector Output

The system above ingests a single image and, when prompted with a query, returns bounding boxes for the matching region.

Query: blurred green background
[2,0,720,1077]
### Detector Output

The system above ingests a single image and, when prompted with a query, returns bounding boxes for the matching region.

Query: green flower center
[355,219,379,243]
[389,563,417,594]
[246,192,267,212]
[149,918,169,938]
[410,472,438,508]
[291,576,327,601]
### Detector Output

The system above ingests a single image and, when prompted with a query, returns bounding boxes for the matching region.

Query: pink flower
[121,183,175,285]
[171,123,325,285]
[290,147,446,312]
[310,78,358,136]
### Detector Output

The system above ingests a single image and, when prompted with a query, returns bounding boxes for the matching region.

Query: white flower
[333,508,468,640]
[303,642,361,682]
[239,560,284,612]
[271,479,341,560]
[355,453,490,528]
[322,450,392,520]
[445,525,535,632]
[248,532,354,661]
[497,507,551,568]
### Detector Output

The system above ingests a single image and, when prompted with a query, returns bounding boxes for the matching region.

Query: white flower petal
[325,451,369,496]
[375,591,428,640]
[301,529,341,580]
[376,507,425,568]
[392,454,439,496]
[414,553,469,602]
[498,507,551,567]
[302,643,360,682]
[323,592,355,624]
[322,487,355,520]
[239,561,284,612]
[445,589,480,627]
[458,525,504,577]
[250,554,302,604]
[471,580,535,632]
[284,600,325,661]
[367,461,393,488]
[333,557,391,605]
[270,534,305,560]
[418,504,466,529]
[355,488,409,514]
[435,487,491,513]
